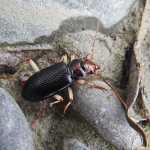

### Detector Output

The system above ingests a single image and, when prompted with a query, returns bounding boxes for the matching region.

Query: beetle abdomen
[21,62,72,101]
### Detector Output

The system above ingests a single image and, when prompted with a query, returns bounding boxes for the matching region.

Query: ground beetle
[0,21,148,148]
[20,21,109,123]
[0,20,122,123]
[0,21,110,124]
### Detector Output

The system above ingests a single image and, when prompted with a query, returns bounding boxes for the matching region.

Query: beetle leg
[0,59,31,79]
[20,73,31,85]
[96,68,106,72]
[58,87,73,126]
[30,103,50,128]
[76,79,107,92]
[29,59,39,72]
[59,54,67,64]
[47,53,57,64]
[64,87,73,113]
[30,94,63,128]
[20,79,27,86]
[71,53,76,61]
[47,53,68,64]
[49,94,63,107]
[0,59,39,79]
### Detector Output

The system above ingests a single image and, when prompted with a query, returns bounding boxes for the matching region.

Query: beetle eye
[90,70,94,74]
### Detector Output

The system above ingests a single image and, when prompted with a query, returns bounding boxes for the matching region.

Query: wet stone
[0,87,33,150]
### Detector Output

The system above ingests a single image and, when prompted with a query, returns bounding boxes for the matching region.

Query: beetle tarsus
[76,79,107,92]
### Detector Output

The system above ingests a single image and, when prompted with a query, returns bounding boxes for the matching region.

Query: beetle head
[82,59,100,75]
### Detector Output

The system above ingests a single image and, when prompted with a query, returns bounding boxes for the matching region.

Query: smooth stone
[0,88,33,150]
[0,0,135,43]
[71,79,141,150]
[0,0,145,149]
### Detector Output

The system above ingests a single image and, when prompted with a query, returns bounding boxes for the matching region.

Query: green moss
[38,129,43,138]
[79,129,90,139]
[110,145,116,150]
[0,42,9,47]
[0,41,36,47]
[12,41,32,46]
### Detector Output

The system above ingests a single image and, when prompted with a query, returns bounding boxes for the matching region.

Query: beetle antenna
[83,53,89,60]
[91,20,100,62]
[96,62,104,65]
[95,71,148,148]
[95,71,127,108]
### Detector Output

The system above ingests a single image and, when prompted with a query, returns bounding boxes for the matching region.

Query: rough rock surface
[0,0,148,150]
[134,0,150,118]
[0,0,135,43]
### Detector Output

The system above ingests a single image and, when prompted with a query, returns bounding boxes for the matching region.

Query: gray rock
[134,0,150,118]
[0,0,146,150]
[0,88,33,150]
[71,79,141,150]
[63,138,90,150]
[0,0,135,43]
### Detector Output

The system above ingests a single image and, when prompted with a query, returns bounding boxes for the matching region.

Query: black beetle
[0,21,107,124]
[20,20,108,117]
[0,21,148,148]
[22,58,103,101]
[21,52,107,115]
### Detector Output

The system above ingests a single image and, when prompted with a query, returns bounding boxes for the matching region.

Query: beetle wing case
[21,62,72,102]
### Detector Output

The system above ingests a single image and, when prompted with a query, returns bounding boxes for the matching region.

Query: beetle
[0,20,124,122]
[0,21,120,123]
[0,21,148,148]
[0,20,108,123]
[21,53,107,112]
[20,21,109,122]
